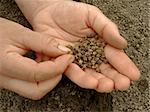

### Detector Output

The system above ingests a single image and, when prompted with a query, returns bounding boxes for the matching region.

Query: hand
[0,18,74,100]
[19,0,140,92]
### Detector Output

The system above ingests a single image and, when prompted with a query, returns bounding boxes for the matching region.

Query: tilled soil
[0,0,149,112]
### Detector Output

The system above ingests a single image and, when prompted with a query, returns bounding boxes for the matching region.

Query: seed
[93,52,97,55]
[58,45,71,52]
[79,60,83,64]
[69,35,107,73]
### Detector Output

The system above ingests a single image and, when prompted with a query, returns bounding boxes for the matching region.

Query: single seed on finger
[58,45,71,52]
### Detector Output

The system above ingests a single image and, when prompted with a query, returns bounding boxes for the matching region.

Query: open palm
[30,0,140,92]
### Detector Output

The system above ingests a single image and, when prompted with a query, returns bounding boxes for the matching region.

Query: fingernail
[58,45,71,53]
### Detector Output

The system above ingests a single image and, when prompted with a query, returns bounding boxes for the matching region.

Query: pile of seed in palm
[69,35,107,73]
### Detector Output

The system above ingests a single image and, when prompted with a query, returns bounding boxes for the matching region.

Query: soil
[0,0,149,112]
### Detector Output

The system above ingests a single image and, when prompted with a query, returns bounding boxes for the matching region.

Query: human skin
[0,18,74,100]
[15,0,140,93]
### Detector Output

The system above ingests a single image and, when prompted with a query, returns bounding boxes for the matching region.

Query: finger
[35,54,74,81]
[0,74,62,100]
[105,45,140,81]
[1,52,74,82]
[85,69,114,93]
[65,63,98,89]
[15,30,71,57]
[87,5,127,49]
[99,63,130,90]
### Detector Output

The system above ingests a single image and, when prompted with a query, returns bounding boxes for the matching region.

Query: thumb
[87,5,127,49]
[17,30,71,57]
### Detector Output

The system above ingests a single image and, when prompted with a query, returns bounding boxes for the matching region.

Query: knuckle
[41,36,58,54]
[45,36,53,45]
[49,38,58,45]
[44,36,57,47]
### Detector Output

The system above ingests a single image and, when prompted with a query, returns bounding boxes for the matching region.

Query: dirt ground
[0,0,149,112]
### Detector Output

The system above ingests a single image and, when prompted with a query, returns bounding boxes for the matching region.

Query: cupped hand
[0,18,74,100]
[30,0,140,92]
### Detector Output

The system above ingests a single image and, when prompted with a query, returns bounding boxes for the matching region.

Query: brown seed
[69,35,107,73]
[79,59,83,64]
[93,52,97,55]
